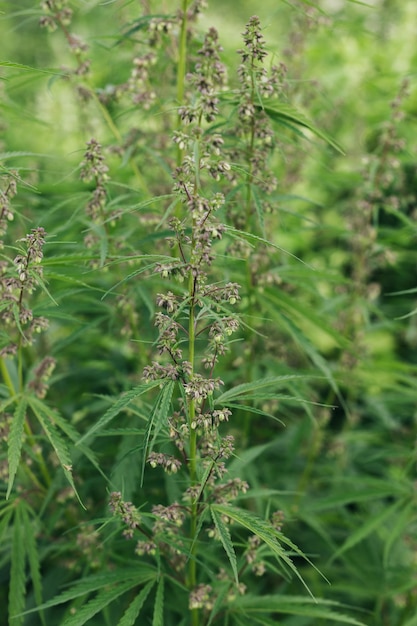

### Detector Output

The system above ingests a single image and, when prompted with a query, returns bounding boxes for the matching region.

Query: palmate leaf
[228,594,367,625]
[222,91,343,153]
[77,379,162,445]
[210,506,239,585]
[7,396,27,499]
[21,566,157,620]
[211,504,315,596]
[259,102,345,154]
[38,403,105,481]
[215,375,309,404]
[225,225,312,267]
[60,580,143,626]
[225,402,284,426]
[27,396,83,506]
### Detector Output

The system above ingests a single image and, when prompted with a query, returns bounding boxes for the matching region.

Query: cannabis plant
[1,1,416,625]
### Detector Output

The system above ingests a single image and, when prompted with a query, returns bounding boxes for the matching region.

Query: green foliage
[1,0,417,625]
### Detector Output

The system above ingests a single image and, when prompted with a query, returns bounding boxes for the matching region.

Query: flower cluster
[147,452,182,474]
[39,0,72,32]
[127,53,157,110]
[80,138,122,260]
[40,0,90,79]
[109,491,142,540]
[28,356,56,399]
[189,583,213,610]
[227,16,287,231]
[108,22,256,613]
[178,27,227,124]
[0,171,17,246]
[0,227,48,356]
[338,79,411,369]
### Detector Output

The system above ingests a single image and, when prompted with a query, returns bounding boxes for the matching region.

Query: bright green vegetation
[1,1,416,625]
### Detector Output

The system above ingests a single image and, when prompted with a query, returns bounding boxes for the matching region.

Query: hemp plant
[25,20,359,626]
[0,169,86,626]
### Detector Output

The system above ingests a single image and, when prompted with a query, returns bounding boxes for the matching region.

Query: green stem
[242,66,257,442]
[187,270,199,626]
[174,0,190,229]
[177,0,189,121]
[186,101,202,626]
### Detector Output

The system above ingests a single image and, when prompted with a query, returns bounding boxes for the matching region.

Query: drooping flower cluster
[28,356,57,399]
[80,138,123,260]
[109,491,143,540]
[80,138,109,222]
[0,226,49,356]
[40,0,90,80]
[0,171,17,247]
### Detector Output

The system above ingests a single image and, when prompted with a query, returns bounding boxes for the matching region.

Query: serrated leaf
[0,61,63,75]
[225,225,312,267]
[34,401,106,482]
[210,507,239,585]
[215,375,308,403]
[22,567,156,615]
[229,594,366,625]
[7,396,27,499]
[260,102,345,154]
[212,504,313,596]
[77,380,161,445]
[224,398,324,417]
[152,578,164,626]
[28,397,83,507]
[117,581,154,626]
[61,580,140,626]
[9,505,26,626]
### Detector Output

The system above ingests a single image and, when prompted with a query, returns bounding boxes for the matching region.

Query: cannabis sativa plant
[2,1,416,625]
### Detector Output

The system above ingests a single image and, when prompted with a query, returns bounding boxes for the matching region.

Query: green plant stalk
[177,0,190,125]
[187,273,199,626]
[242,62,257,442]
[186,107,202,626]
[174,0,191,229]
